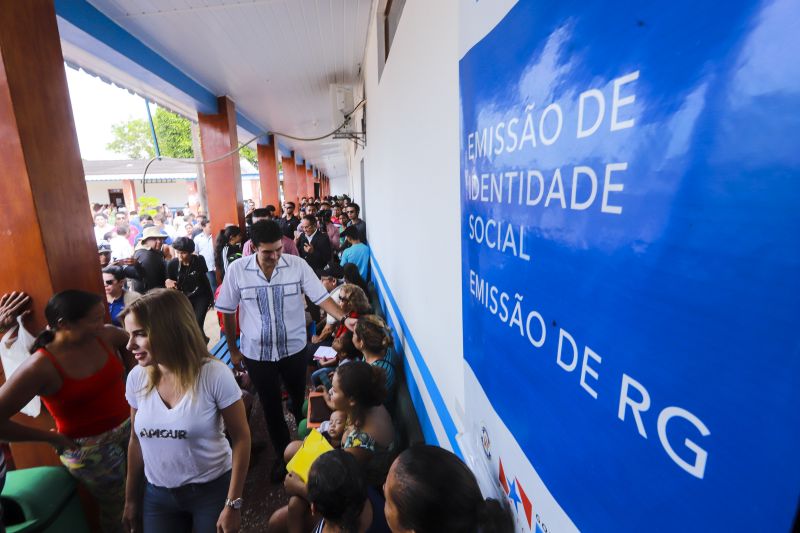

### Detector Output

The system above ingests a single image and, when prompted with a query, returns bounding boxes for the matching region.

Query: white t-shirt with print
[126,360,241,488]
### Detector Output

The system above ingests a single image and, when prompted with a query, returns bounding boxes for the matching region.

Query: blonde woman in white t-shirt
[120,289,250,533]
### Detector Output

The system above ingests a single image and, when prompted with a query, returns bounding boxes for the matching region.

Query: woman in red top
[0,290,132,532]
[311,283,371,345]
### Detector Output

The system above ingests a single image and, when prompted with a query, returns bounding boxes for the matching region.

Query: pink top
[243,237,299,257]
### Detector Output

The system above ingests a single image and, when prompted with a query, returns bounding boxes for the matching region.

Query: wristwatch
[225,498,244,510]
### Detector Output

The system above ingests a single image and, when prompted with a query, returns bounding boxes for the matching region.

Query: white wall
[85,179,258,209]
[85,181,189,208]
[348,0,466,441]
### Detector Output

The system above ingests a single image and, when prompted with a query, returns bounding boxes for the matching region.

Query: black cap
[321,262,344,279]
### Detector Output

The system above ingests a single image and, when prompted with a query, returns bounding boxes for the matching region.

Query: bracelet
[225,498,243,510]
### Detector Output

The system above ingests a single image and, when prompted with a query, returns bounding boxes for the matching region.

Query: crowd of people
[0,195,513,532]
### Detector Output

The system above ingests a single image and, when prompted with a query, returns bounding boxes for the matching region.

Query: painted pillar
[186,180,201,215]
[301,164,309,199]
[282,152,299,207]
[306,166,315,199]
[249,180,261,206]
[0,0,105,468]
[197,96,244,234]
[257,136,280,211]
[122,179,138,210]
[295,157,307,204]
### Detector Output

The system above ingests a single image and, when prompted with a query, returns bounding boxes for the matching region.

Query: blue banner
[459,0,800,530]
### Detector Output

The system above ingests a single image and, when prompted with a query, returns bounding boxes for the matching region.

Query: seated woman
[166,236,213,331]
[307,449,391,533]
[384,444,514,533]
[312,283,371,345]
[121,289,250,533]
[353,315,397,410]
[0,290,133,532]
[270,362,395,533]
[297,331,362,439]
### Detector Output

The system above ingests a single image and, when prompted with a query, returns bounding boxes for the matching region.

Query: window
[384,0,406,59]
[377,0,406,79]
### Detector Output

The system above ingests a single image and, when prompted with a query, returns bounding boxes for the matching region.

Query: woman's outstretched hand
[0,292,31,331]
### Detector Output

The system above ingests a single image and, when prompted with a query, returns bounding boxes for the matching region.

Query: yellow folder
[286,429,334,482]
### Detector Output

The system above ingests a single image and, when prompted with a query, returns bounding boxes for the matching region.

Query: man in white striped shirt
[215,221,348,480]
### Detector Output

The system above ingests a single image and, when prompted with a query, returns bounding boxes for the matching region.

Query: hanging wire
[141,99,366,192]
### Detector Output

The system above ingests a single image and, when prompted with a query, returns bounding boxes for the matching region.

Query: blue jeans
[206,271,218,294]
[310,366,334,390]
[143,470,230,533]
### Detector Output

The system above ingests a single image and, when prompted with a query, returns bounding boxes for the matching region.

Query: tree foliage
[107,119,155,159]
[154,108,194,158]
[107,105,261,168]
[137,195,160,216]
[240,145,257,167]
[107,107,195,160]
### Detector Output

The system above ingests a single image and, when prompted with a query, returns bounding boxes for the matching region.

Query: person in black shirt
[344,202,367,244]
[279,201,301,235]
[167,237,213,331]
[297,215,332,272]
[132,227,167,294]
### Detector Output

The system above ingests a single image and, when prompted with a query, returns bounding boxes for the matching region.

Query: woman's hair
[335,361,386,427]
[214,226,243,271]
[339,284,371,315]
[172,236,195,253]
[119,289,211,397]
[354,315,392,353]
[342,263,368,294]
[307,449,367,533]
[31,290,103,352]
[389,445,514,533]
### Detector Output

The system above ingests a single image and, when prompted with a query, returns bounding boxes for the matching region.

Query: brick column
[197,96,244,234]
[295,158,307,204]
[306,166,315,199]
[122,179,138,210]
[186,180,202,214]
[257,136,280,211]
[0,0,106,468]
[282,152,299,207]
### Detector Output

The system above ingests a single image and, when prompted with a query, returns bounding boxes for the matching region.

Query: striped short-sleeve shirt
[216,254,330,361]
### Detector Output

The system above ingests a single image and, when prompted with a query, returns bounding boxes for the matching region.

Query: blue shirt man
[339,225,370,281]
